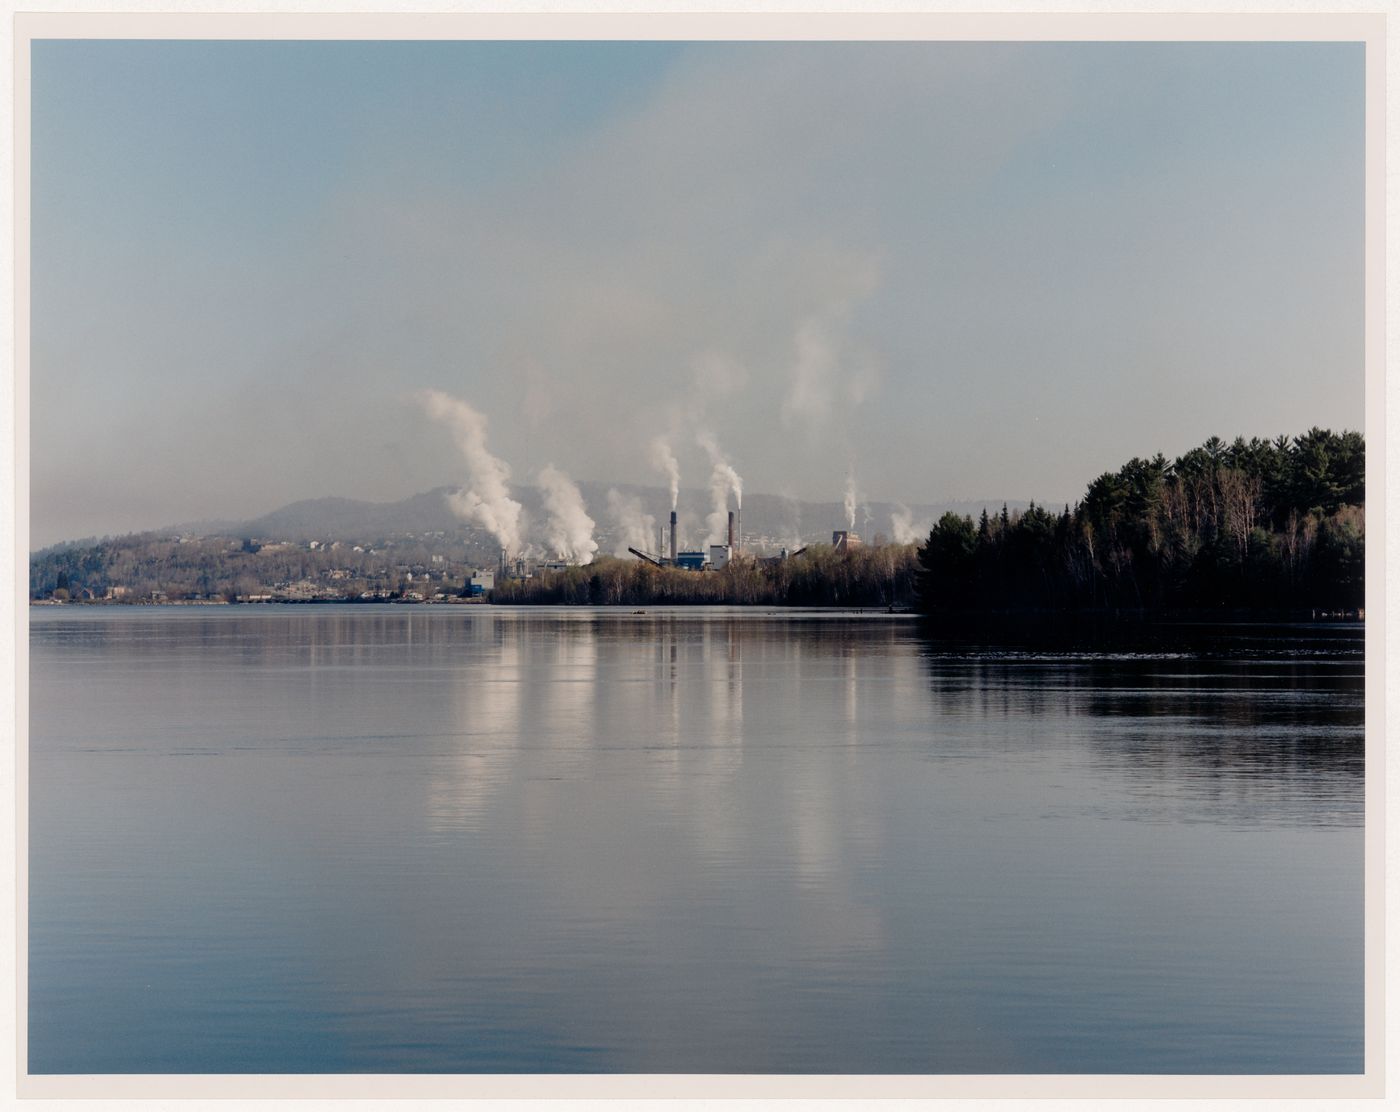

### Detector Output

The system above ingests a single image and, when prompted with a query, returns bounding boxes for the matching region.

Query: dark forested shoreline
[492,546,921,607]
[915,429,1363,617]
[478,430,1365,615]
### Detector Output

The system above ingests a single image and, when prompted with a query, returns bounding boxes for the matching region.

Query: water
[27,606,1364,1074]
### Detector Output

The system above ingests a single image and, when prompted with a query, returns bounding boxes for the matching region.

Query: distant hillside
[235,488,465,540]
[35,482,1031,563]
[220,482,1028,554]
[30,481,1028,604]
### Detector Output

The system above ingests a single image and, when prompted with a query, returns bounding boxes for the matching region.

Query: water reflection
[917,621,1363,829]
[425,621,523,834]
[29,607,1363,1074]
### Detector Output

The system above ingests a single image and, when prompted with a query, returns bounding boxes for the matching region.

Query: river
[28,605,1363,1074]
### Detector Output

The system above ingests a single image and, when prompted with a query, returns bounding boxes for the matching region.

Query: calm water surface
[29,606,1363,1074]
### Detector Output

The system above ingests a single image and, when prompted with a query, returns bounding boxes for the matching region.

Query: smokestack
[669,511,677,564]
[728,510,735,550]
[737,507,742,556]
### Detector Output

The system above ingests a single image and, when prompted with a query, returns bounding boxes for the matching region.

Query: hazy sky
[30,39,1364,548]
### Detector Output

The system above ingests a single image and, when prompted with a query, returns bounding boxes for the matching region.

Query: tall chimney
[728,510,735,551]
[669,511,677,564]
[736,507,742,556]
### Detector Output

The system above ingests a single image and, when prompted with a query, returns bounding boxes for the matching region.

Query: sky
[28,39,1365,549]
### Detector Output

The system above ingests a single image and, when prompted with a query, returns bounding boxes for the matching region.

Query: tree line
[31,528,924,608]
[916,429,1364,616]
[30,533,482,602]
[494,545,922,607]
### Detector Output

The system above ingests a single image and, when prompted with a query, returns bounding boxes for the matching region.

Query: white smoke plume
[778,264,881,442]
[697,431,743,544]
[890,504,932,545]
[648,437,681,511]
[420,389,525,558]
[677,510,701,553]
[537,464,598,565]
[781,492,803,550]
[782,316,840,434]
[607,488,657,558]
[844,470,859,531]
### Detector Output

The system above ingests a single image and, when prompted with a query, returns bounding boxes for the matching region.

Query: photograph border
[7,6,1389,1104]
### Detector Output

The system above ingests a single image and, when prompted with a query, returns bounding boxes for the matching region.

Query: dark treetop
[915,429,1363,616]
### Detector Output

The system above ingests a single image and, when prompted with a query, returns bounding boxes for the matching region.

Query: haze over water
[29,607,1362,1074]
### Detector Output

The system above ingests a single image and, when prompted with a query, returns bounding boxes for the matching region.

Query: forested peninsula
[498,429,1364,614]
[915,429,1363,616]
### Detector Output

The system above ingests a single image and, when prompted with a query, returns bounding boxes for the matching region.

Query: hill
[214,482,1024,554]
[30,481,1026,604]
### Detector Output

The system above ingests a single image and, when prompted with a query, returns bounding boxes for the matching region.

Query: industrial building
[490,495,873,579]
[626,508,743,572]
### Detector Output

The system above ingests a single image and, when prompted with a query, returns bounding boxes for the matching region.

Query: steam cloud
[890,504,931,545]
[420,389,524,558]
[607,488,657,558]
[697,431,743,545]
[782,316,840,434]
[778,270,881,442]
[537,464,598,564]
[844,471,859,532]
[781,493,803,550]
[648,437,681,511]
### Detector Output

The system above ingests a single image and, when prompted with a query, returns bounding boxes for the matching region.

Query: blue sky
[30,39,1364,546]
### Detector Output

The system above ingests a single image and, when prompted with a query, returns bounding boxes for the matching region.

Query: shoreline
[27,597,1363,623]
